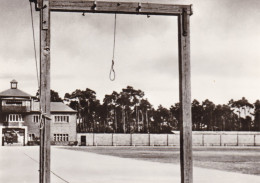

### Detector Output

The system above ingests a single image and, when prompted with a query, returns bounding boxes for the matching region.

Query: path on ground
[0,146,259,183]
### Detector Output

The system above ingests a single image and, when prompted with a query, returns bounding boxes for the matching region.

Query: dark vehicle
[4,132,18,144]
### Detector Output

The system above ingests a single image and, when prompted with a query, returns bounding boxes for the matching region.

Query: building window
[54,134,69,142]
[6,114,24,122]
[54,115,69,123]
[33,115,40,123]
[29,134,35,141]
[5,100,22,106]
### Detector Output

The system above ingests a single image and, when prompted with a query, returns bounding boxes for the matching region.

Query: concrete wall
[77,131,260,146]
[94,134,113,146]
[221,134,237,146]
[132,134,149,146]
[113,134,131,146]
[193,134,203,146]
[150,134,167,146]
[238,135,255,146]
[204,134,221,146]
[255,135,260,146]
[168,134,179,146]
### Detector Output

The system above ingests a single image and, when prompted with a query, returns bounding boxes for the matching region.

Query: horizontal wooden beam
[44,0,192,16]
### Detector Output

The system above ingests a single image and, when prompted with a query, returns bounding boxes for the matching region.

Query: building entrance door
[81,135,86,146]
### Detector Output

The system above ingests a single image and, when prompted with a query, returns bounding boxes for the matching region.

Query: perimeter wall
[77,131,260,146]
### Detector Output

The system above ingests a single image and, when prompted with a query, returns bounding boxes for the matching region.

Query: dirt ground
[0,146,260,183]
[62,146,260,175]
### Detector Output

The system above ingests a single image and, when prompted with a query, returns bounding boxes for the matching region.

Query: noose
[109,14,117,81]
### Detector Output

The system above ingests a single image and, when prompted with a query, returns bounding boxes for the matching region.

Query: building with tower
[0,80,77,146]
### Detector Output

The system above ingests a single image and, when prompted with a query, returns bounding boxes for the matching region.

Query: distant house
[0,80,77,146]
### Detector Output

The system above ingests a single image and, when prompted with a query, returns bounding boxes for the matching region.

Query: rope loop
[109,59,116,81]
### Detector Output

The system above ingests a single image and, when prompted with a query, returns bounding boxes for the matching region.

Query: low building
[0,80,77,146]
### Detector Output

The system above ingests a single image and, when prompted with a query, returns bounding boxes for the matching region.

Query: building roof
[0,88,33,98]
[32,102,76,113]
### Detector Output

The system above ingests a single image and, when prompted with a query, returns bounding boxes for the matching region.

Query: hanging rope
[29,1,43,131]
[39,111,44,130]
[24,153,70,183]
[29,1,40,88]
[109,14,117,81]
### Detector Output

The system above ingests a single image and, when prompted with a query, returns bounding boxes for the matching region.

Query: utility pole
[32,1,193,183]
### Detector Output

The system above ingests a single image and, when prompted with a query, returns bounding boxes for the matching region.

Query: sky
[0,0,259,108]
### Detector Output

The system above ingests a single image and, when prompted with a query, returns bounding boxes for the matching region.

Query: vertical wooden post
[178,9,193,183]
[40,0,51,183]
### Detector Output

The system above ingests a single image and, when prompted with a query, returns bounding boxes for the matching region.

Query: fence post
[237,134,239,146]
[148,133,151,146]
[167,134,169,146]
[93,133,95,146]
[254,134,256,146]
[220,134,222,146]
[202,134,204,146]
[130,133,132,146]
[112,133,114,146]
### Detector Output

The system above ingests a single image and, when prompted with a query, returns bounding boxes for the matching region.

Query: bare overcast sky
[0,0,259,108]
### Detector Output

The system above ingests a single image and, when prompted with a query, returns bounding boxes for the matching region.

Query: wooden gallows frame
[31,0,193,183]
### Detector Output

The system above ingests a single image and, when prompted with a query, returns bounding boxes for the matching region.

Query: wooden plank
[178,10,193,183]
[49,0,192,15]
[40,0,51,183]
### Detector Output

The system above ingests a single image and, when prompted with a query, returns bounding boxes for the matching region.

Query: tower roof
[11,79,18,83]
[0,88,33,98]
[0,80,34,98]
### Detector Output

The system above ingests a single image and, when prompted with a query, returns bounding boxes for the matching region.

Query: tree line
[49,86,260,133]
